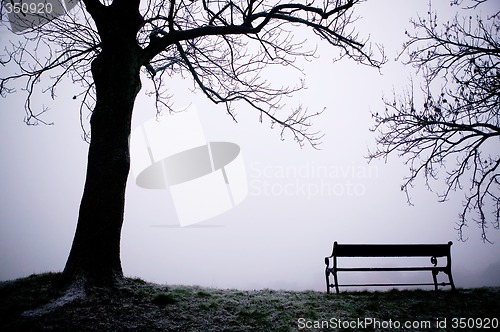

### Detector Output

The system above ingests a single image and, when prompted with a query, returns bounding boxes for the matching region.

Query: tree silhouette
[369,0,499,242]
[1,0,384,287]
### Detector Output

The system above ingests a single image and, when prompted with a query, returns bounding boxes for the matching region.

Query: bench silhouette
[324,241,456,294]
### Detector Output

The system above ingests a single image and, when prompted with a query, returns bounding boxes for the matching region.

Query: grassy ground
[0,273,499,331]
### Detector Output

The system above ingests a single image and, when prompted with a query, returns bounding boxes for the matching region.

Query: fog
[1,0,499,291]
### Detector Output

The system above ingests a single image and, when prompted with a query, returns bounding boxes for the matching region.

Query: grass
[0,273,499,331]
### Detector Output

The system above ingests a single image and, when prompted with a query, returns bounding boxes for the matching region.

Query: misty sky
[1,0,499,291]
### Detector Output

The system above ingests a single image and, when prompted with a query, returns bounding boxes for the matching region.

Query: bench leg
[447,270,456,291]
[333,270,340,294]
[432,269,439,291]
[325,269,331,294]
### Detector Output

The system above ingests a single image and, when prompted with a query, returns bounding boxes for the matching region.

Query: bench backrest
[331,241,453,257]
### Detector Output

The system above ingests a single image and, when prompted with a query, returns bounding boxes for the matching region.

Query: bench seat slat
[334,266,447,272]
[335,282,452,288]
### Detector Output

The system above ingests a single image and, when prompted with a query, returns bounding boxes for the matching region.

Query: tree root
[21,278,86,317]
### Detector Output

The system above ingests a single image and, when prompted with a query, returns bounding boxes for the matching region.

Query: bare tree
[369,0,499,242]
[1,0,383,286]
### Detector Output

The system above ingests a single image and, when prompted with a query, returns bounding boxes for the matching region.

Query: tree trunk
[62,24,143,286]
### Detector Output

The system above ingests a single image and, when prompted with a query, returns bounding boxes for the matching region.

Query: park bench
[324,241,456,294]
